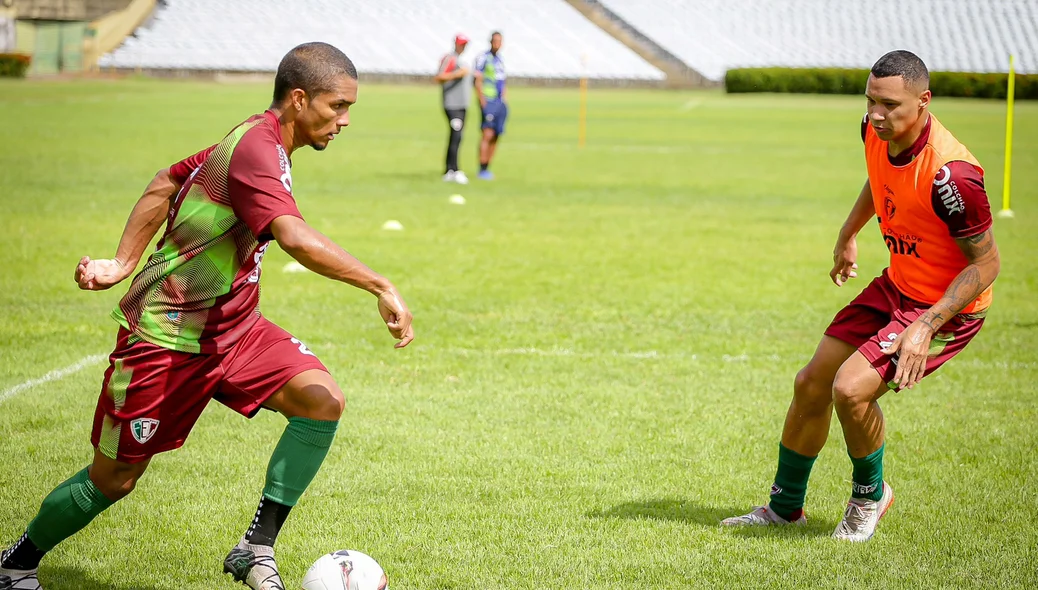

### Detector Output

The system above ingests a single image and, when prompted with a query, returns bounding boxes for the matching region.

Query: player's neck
[888,111,929,157]
[269,105,300,156]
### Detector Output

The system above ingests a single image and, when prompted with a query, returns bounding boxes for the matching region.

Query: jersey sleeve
[226,130,304,240]
[438,55,456,74]
[474,53,487,74]
[168,145,216,184]
[930,161,992,239]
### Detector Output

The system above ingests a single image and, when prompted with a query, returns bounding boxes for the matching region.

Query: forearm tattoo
[922,229,998,331]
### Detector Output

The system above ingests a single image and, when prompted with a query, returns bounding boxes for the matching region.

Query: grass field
[1,78,1036,589]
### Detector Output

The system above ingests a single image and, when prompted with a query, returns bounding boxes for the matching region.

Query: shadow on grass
[41,565,175,590]
[588,498,834,537]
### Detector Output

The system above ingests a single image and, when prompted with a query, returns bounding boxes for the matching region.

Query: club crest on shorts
[130,418,160,444]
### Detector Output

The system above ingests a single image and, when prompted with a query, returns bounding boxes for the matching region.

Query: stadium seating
[591,0,1038,81]
[98,0,665,80]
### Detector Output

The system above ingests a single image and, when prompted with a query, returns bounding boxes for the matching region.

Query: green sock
[26,468,115,552]
[768,443,817,520]
[263,417,339,506]
[850,443,885,501]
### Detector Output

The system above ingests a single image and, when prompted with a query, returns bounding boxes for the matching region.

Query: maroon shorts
[90,317,328,463]
[824,269,986,389]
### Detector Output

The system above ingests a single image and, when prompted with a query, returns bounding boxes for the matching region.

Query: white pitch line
[0,354,107,405]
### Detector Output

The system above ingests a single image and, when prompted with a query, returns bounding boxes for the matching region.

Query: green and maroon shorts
[824,269,986,390]
[90,317,328,463]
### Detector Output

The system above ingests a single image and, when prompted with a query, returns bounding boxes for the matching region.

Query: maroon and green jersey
[112,110,303,354]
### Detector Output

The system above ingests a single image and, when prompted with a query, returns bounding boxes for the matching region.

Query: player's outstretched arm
[883,228,1000,389]
[830,179,875,286]
[75,168,180,290]
[270,215,414,348]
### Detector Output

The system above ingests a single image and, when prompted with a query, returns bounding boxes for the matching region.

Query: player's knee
[831,374,868,410]
[321,386,346,420]
[91,464,147,501]
[299,382,346,421]
[793,365,830,412]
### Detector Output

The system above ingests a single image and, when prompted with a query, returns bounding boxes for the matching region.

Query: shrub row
[0,53,31,78]
[725,67,1038,99]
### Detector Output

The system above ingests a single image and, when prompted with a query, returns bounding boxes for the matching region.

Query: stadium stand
[98,0,665,80]
[588,0,1038,81]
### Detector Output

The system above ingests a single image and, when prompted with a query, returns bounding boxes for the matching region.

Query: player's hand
[74,256,128,291]
[377,289,414,349]
[830,235,858,287]
[882,320,933,390]
[479,96,488,109]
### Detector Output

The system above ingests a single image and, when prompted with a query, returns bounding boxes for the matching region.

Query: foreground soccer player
[722,50,1000,541]
[0,42,414,590]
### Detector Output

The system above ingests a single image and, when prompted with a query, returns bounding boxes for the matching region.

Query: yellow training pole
[579,76,588,149]
[579,52,588,149]
[999,54,1016,218]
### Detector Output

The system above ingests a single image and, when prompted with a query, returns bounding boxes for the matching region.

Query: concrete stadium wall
[88,0,154,58]
[102,67,674,89]
[14,0,131,21]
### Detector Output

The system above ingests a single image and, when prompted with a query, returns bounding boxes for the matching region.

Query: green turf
[1,78,1036,589]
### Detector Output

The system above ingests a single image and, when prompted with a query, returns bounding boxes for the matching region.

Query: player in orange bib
[722,50,1001,541]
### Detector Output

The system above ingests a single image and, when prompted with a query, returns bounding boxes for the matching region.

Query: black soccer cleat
[223,542,285,590]
[0,570,41,590]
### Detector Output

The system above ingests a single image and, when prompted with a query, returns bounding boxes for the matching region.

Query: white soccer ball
[301,550,388,590]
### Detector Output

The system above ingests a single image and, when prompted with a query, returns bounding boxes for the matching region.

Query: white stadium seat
[99,0,665,80]
[593,0,1038,80]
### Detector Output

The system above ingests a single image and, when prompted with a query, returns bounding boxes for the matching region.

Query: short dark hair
[490,31,502,40]
[871,50,929,90]
[272,42,357,104]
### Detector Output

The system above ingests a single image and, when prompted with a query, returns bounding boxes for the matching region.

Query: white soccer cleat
[721,504,806,526]
[453,170,469,185]
[442,171,456,182]
[224,539,285,590]
[832,481,894,542]
[0,568,42,590]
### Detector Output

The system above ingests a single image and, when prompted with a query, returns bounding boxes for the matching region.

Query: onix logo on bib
[276,144,293,193]
[247,242,271,284]
[883,232,922,258]
[130,418,160,444]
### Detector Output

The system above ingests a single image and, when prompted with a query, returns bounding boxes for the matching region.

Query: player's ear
[290,88,307,112]
[919,89,931,110]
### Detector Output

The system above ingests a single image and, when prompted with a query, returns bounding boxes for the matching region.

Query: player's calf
[1,460,127,585]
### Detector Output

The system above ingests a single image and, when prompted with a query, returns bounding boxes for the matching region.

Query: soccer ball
[301,549,388,590]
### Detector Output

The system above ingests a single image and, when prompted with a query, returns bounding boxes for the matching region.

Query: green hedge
[0,53,32,78]
[725,67,1038,99]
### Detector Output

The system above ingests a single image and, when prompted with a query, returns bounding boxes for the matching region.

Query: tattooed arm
[883,228,1001,389]
[918,230,1001,331]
